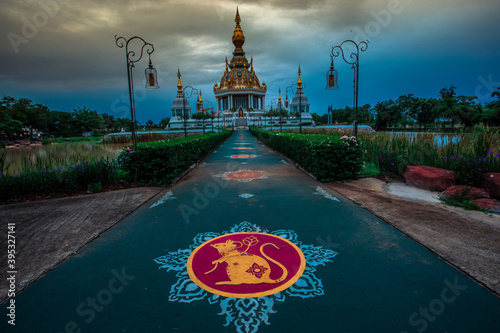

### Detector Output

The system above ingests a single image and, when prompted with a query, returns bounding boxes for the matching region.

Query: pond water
[387,132,461,145]
[1,142,128,175]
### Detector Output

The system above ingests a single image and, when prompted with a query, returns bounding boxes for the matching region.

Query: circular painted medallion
[224,171,265,180]
[236,143,249,145]
[187,233,306,298]
[230,154,256,159]
[234,147,252,150]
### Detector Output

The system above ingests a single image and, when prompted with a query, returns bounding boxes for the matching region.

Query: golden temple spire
[232,7,245,51]
[235,6,241,23]
[225,57,228,72]
[297,65,303,90]
[199,90,203,102]
[251,56,254,71]
[279,87,282,103]
[177,68,183,93]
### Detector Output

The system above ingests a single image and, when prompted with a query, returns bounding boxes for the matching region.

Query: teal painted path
[3,129,500,332]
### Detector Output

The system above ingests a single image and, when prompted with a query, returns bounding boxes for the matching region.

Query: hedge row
[250,127,363,181]
[118,131,232,183]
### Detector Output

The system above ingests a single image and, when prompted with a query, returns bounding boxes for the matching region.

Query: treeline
[0,96,170,140]
[316,86,500,130]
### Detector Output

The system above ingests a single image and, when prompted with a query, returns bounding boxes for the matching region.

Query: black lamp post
[328,40,368,137]
[115,35,159,151]
[182,86,199,138]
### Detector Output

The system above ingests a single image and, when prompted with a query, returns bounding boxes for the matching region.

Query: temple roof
[214,8,266,93]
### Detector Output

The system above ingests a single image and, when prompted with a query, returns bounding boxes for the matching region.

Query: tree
[277,108,289,132]
[72,107,105,134]
[146,120,155,128]
[49,111,74,137]
[101,113,116,132]
[401,95,439,129]
[480,88,500,126]
[114,118,131,132]
[373,100,402,130]
[311,113,327,125]
[160,117,170,128]
[454,95,481,129]
[438,85,458,128]
[0,100,22,139]
[356,104,373,124]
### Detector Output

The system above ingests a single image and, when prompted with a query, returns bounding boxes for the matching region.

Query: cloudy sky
[1,0,500,123]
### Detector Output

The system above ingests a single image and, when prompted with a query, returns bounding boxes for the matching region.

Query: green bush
[118,131,231,183]
[41,139,52,145]
[250,127,363,181]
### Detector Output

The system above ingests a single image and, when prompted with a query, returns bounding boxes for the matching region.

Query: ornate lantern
[145,56,159,89]
[326,56,339,90]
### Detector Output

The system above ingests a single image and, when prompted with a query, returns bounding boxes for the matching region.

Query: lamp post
[328,40,368,137]
[115,35,159,151]
[182,86,199,138]
[270,98,280,132]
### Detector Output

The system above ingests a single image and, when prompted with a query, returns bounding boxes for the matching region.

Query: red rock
[473,198,500,214]
[404,165,457,191]
[438,185,490,200]
[482,173,500,200]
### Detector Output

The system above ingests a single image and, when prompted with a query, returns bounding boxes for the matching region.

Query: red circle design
[187,233,306,298]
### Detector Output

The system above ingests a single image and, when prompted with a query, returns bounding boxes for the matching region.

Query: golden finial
[279,87,282,102]
[199,90,203,102]
[232,7,245,50]
[297,65,302,89]
[225,57,228,72]
[177,68,183,93]
[251,56,254,71]
[235,7,241,23]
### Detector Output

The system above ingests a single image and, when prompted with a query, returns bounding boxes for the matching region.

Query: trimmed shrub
[250,127,363,181]
[118,131,231,183]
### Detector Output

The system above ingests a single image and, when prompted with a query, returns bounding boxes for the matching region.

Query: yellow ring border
[186,232,306,299]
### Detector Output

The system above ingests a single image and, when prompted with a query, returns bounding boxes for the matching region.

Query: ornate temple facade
[168,8,314,129]
[213,8,267,116]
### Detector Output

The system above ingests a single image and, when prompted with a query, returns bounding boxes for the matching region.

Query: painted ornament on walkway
[234,147,253,150]
[187,233,306,298]
[229,154,257,159]
[216,170,268,182]
[154,222,338,333]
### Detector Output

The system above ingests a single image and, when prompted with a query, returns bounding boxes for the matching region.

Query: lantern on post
[325,55,339,90]
[145,56,159,89]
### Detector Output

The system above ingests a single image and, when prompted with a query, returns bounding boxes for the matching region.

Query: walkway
[2,129,500,332]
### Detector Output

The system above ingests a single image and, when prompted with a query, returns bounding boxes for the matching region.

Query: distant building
[170,68,191,118]
[289,66,311,114]
[168,8,314,129]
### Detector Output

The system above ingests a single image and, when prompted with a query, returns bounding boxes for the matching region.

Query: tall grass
[288,126,500,186]
[0,156,122,202]
[103,132,184,144]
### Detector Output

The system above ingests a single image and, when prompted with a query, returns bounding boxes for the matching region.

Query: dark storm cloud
[1,0,500,121]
